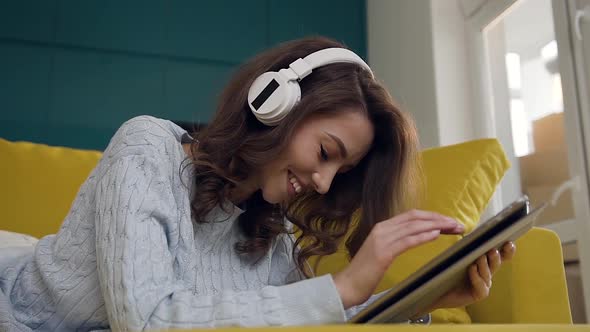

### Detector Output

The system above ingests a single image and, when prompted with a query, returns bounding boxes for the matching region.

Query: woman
[0,36,514,331]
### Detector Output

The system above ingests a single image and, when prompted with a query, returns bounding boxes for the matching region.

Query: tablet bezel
[349,196,534,323]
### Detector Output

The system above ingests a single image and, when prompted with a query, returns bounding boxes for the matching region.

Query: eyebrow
[325,132,348,159]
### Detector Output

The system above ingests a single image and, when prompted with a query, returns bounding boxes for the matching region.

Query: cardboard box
[519,148,570,187]
[532,112,565,152]
[523,184,574,226]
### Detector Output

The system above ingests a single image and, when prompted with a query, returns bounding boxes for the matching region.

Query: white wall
[367,0,474,148]
[367,0,440,148]
[431,0,474,146]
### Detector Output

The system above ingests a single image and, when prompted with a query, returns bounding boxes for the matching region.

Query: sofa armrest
[467,227,572,323]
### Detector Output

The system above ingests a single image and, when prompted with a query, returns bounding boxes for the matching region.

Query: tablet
[349,196,545,324]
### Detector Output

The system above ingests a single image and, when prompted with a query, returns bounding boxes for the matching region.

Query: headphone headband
[248,47,373,126]
[299,48,373,79]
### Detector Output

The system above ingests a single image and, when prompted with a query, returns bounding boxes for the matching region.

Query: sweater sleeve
[344,289,389,321]
[94,153,347,331]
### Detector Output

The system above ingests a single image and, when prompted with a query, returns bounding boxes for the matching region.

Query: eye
[320,144,329,161]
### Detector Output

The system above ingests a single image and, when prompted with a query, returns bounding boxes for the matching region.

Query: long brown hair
[188,36,422,277]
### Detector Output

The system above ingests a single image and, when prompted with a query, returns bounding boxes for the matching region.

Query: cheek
[258,165,288,204]
[270,169,285,187]
[260,160,287,188]
[287,146,316,172]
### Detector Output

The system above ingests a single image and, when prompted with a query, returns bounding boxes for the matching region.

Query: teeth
[289,172,302,194]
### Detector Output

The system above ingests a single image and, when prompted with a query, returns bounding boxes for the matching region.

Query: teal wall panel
[0,44,52,143]
[55,0,167,54]
[51,50,166,128]
[165,0,268,62]
[0,1,366,150]
[164,61,234,123]
[0,1,56,42]
[269,0,366,56]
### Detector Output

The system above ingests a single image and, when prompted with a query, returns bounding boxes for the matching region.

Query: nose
[311,168,337,195]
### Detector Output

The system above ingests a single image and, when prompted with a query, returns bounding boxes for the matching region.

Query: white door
[465,0,590,323]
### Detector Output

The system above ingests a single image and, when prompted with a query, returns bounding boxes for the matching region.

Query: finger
[487,249,502,275]
[440,222,466,235]
[384,210,465,236]
[476,255,492,287]
[391,229,441,253]
[469,264,490,301]
[501,242,516,260]
[388,218,460,240]
[389,210,451,225]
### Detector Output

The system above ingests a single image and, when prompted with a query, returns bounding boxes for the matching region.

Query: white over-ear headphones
[247,47,374,126]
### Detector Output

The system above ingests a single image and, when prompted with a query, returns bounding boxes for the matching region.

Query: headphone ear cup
[281,80,301,119]
[248,71,301,126]
[247,48,373,126]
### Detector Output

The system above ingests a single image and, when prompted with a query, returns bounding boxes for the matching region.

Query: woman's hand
[333,210,465,308]
[415,241,516,316]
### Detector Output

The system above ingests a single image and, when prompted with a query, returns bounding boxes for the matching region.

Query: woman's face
[258,110,374,204]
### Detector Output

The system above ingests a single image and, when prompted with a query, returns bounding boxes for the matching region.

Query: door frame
[464,0,519,218]
[466,0,590,321]
[555,0,590,321]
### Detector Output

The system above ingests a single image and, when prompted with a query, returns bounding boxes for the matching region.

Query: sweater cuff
[278,274,347,325]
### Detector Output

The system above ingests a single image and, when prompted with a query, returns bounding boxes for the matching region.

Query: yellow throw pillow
[0,138,102,238]
[311,139,510,323]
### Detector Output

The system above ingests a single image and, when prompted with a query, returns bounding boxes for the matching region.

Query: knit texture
[0,116,382,331]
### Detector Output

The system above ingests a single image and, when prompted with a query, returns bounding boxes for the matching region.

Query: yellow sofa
[0,136,586,331]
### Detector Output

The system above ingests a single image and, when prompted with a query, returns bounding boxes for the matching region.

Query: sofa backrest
[0,138,102,238]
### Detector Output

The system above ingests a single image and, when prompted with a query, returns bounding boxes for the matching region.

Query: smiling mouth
[288,170,303,197]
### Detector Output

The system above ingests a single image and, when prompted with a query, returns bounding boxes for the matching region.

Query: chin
[261,189,282,204]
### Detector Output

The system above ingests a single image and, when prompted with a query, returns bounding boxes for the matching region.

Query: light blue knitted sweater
[0,116,386,331]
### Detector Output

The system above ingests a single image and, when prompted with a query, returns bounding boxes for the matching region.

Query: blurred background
[0,0,366,149]
[1,0,590,324]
